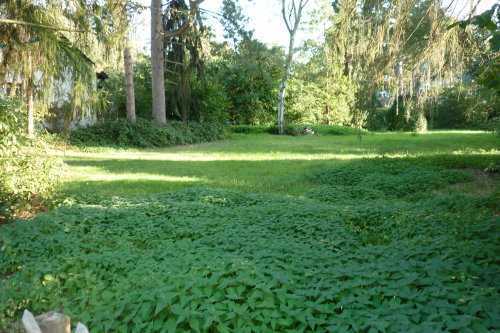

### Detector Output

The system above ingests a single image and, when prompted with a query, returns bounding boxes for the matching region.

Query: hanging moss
[326,0,480,127]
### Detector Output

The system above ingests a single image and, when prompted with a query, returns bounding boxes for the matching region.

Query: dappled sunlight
[70,172,202,183]
[53,132,499,199]
[50,132,499,163]
[3,0,499,329]
[59,151,381,161]
[56,149,499,163]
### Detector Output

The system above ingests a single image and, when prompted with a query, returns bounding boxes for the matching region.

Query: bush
[230,125,270,134]
[0,144,61,221]
[366,107,389,131]
[0,95,61,221]
[286,76,355,126]
[267,124,365,136]
[312,124,366,136]
[69,119,227,148]
[425,85,499,129]
[267,124,306,136]
[191,79,230,123]
[212,40,284,125]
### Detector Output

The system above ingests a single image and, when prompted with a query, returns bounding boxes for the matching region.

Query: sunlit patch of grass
[53,131,499,199]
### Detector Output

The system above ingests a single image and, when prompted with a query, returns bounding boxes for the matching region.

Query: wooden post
[22,310,41,333]
[22,310,71,333]
[36,312,71,333]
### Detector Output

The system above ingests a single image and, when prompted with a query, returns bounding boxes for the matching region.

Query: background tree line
[0,0,498,220]
[98,0,499,134]
[1,0,498,138]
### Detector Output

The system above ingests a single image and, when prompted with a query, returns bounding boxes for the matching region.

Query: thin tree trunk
[26,54,35,137]
[123,39,136,123]
[277,34,295,135]
[26,83,34,137]
[151,0,166,125]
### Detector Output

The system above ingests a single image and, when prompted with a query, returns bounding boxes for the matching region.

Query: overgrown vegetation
[69,119,226,148]
[231,124,363,136]
[1,0,499,331]
[1,133,499,331]
[0,95,60,222]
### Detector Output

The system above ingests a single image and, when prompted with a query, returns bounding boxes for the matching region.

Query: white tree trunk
[151,0,166,125]
[277,34,295,135]
[123,39,136,123]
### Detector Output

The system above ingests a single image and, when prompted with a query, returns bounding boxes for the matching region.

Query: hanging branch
[0,18,85,33]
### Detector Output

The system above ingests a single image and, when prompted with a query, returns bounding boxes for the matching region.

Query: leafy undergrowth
[307,157,473,201]
[230,124,365,136]
[1,157,499,332]
[70,119,226,149]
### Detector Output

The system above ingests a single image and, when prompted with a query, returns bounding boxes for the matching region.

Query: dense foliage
[0,95,60,221]
[1,153,498,331]
[424,85,499,130]
[69,119,226,148]
[212,40,284,125]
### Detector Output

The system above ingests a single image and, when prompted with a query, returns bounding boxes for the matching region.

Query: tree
[213,39,284,125]
[277,0,310,134]
[121,2,145,123]
[325,0,479,131]
[0,1,98,136]
[163,0,207,123]
[151,0,166,125]
[124,38,136,123]
[220,0,253,46]
[150,0,205,126]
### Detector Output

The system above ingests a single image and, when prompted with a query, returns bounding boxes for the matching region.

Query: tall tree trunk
[123,38,136,123]
[151,0,166,125]
[278,0,308,135]
[277,34,295,135]
[26,54,34,137]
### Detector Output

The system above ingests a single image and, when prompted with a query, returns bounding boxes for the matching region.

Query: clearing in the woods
[1,131,499,332]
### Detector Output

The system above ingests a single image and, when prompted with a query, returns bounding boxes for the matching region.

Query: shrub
[191,79,230,123]
[267,124,366,136]
[0,95,61,221]
[69,118,227,148]
[212,40,284,125]
[286,77,354,126]
[425,85,499,129]
[366,107,389,131]
[312,124,366,136]
[267,124,306,136]
[0,144,61,220]
[230,125,270,134]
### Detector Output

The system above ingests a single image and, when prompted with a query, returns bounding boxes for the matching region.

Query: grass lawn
[58,131,499,198]
[1,131,499,332]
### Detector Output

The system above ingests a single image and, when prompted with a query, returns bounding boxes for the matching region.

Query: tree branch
[0,18,85,33]
[282,0,292,33]
[163,0,205,38]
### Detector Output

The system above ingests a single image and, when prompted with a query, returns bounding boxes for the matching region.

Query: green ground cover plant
[1,131,499,332]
